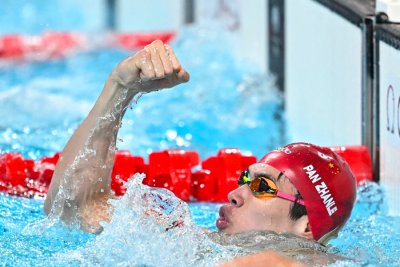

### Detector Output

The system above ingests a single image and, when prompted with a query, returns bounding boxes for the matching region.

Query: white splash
[51,173,239,266]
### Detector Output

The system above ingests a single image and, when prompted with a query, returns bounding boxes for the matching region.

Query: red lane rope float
[0,32,85,60]
[0,31,176,61]
[329,146,373,181]
[116,32,176,50]
[0,146,373,200]
[0,152,59,198]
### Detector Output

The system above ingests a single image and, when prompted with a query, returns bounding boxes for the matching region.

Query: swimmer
[44,40,356,266]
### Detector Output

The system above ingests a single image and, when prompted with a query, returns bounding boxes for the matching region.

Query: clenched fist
[109,40,190,93]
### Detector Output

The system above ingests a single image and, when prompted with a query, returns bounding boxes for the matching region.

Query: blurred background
[1,0,400,215]
[0,0,270,71]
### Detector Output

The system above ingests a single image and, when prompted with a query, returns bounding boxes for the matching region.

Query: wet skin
[216,163,312,239]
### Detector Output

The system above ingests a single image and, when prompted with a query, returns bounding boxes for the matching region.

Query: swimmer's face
[216,163,312,239]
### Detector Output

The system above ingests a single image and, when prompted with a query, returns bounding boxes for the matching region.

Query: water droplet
[185,134,192,140]
[23,127,31,134]
[166,130,177,140]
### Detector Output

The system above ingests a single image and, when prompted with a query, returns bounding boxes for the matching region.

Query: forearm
[43,40,189,229]
[44,78,138,216]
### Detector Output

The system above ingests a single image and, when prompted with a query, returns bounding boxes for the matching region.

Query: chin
[218,226,232,234]
[222,226,242,235]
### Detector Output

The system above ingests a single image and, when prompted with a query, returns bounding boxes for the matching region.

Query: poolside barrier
[0,146,373,200]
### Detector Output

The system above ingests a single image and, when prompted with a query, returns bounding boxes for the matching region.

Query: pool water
[1,179,398,266]
[1,27,400,266]
[330,182,400,266]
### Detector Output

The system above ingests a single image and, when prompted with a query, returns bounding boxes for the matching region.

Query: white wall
[285,0,362,146]
[237,0,268,73]
[116,0,185,32]
[194,0,268,73]
[379,41,400,215]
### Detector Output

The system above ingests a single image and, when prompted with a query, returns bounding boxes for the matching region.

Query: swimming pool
[1,27,400,266]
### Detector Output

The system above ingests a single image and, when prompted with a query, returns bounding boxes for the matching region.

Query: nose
[227,185,249,207]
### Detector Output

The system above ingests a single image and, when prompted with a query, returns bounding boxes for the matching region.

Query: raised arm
[44,40,189,232]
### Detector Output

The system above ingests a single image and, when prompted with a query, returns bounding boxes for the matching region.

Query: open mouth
[216,206,229,230]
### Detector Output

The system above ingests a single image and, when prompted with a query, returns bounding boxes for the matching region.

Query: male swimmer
[44,40,356,266]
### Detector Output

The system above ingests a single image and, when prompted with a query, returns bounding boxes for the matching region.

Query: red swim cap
[259,142,356,242]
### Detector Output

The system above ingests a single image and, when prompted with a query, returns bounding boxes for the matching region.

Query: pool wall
[285,1,367,148]
[376,25,400,216]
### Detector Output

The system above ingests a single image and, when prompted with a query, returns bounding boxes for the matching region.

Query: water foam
[52,173,239,266]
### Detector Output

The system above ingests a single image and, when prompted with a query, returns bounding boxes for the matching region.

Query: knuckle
[143,51,151,60]
[144,45,151,51]
[138,49,149,59]
[155,72,165,79]
[164,67,173,75]
[164,44,172,53]
[152,39,163,46]
[137,50,151,63]
[173,63,181,70]
[146,72,156,80]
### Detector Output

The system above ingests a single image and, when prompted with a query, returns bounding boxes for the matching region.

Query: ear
[292,216,314,240]
[302,222,314,240]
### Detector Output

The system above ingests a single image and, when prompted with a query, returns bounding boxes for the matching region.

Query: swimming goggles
[238,169,305,206]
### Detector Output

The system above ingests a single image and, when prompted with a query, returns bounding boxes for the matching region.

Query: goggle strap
[276,191,305,206]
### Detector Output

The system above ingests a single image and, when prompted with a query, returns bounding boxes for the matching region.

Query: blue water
[0,0,92,34]
[1,28,400,266]
[1,181,399,266]
[330,182,400,266]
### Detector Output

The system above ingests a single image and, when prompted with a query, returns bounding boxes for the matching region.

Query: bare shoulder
[80,194,114,234]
